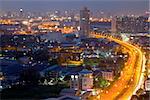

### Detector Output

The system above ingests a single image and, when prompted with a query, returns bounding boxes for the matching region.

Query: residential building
[101,70,114,81]
[113,16,149,34]
[70,69,93,91]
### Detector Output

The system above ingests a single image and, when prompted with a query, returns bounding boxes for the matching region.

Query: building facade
[79,7,90,38]
[145,78,150,92]
[70,69,93,91]
[112,16,149,34]
[101,70,114,81]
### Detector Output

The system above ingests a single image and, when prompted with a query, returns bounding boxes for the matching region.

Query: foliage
[95,77,109,88]
[1,85,69,99]
[19,68,40,85]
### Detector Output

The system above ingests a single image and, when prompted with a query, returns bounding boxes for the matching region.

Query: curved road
[89,34,145,100]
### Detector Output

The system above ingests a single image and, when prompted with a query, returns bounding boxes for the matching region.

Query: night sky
[0,0,149,15]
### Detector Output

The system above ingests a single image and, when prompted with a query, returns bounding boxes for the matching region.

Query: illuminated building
[70,69,93,91]
[90,21,111,33]
[79,7,90,38]
[101,70,114,81]
[115,16,149,33]
[136,16,149,33]
[40,32,64,42]
[145,78,150,91]
[111,17,117,33]
[79,69,93,91]
[58,48,83,66]
[70,74,80,90]
[0,23,20,34]
[54,10,61,17]
[19,8,23,18]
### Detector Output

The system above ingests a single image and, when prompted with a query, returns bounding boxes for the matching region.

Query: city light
[0,0,149,100]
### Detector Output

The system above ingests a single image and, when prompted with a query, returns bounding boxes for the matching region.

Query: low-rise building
[60,88,77,96]
[145,78,150,92]
[70,69,93,91]
[40,32,64,42]
[101,70,114,81]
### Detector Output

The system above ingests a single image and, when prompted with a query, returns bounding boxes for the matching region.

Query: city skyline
[0,0,150,100]
[0,0,149,15]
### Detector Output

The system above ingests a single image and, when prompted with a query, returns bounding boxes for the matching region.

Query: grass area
[94,77,110,89]
[84,58,101,66]
[1,84,69,99]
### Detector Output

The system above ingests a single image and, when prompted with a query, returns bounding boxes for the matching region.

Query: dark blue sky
[0,0,149,15]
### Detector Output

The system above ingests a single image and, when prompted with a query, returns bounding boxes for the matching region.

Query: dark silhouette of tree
[49,59,58,65]
[63,75,70,81]
[85,65,92,70]
[19,68,40,85]
[39,77,45,83]
[33,49,49,61]
[131,95,138,100]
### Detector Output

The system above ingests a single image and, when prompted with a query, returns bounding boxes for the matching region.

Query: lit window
[82,18,85,20]
[75,75,78,79]
[71,75,74,79]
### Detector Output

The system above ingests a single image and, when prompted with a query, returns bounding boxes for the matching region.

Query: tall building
[113,16,149,34]
[111,17,117,33]
[136,16,149,33]
[19,8,23,18]
[79,7,90,38]
[54,10,61,17]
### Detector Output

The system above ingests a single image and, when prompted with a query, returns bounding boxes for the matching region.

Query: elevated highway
[89,34,145,100]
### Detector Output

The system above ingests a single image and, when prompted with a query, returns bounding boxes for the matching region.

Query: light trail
[89,34,145,100]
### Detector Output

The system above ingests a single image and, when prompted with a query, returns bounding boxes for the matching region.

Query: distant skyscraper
[79,7,90,38]
[115,16,149,34]
[111,17,117,33]
[54,10,61,17]
[19,8,23,18]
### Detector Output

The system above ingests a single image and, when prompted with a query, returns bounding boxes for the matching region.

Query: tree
[94,77,109,88]
[33,49,49,62]
[19,68,40,85]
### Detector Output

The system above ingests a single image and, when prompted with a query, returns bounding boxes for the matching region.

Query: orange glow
[0,19,16,24]
[62,26,75,34]
[2,46,17,51]
[89,33,144,100]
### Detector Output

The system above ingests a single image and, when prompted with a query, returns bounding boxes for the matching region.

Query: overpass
[89,33,145,100]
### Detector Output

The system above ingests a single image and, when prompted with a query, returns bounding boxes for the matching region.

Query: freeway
[89,34,145,100]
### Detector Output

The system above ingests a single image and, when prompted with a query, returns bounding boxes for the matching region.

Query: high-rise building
[79,7,90,38]
[113,16,149,34]
[111,17,117,33]
[54,10,61,17]
[136,16,149,33]
[19,8,23,18]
